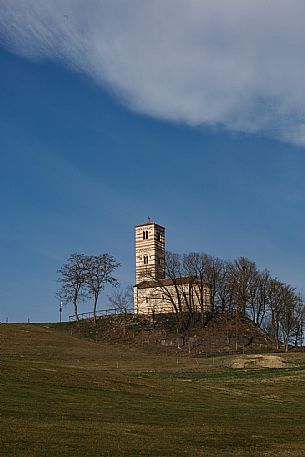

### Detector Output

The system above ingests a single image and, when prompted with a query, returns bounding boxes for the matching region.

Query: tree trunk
[73,291,79,321]
[284,337,289,353]
[93,294,98,324]
[275,324,280,351]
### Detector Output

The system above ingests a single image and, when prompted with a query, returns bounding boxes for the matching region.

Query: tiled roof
[136,276,211,289]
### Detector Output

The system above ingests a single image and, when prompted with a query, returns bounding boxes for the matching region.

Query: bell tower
[135,221,165,284]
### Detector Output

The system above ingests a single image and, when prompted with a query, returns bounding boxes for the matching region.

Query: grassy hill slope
[1,323,305,456]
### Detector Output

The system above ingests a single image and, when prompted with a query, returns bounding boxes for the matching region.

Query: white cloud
[1,0,305,145]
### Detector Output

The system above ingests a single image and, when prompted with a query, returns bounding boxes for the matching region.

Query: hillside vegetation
[53,312,276,355]
[1,323,305,457]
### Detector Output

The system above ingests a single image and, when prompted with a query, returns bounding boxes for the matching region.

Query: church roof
[135,276,211,289]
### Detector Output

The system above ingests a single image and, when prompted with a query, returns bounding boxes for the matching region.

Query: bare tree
[265,279,298,351]
[215,261,235,313]
[165,252,191,316]
[108,286,133,313]
[57,253,88,321]
[85,254,120,323]
[292,294,305,348]
[230,257,258,316]
[139,251,199,334]
[108,286,133,336]
[183,252,225,323]
[246,269,270,326]
[278,283,298,352]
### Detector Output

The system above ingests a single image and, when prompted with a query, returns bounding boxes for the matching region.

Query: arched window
[143,255,149,264]
[143,231,149,240]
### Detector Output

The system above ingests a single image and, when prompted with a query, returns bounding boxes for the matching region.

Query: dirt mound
[230,354,286,369]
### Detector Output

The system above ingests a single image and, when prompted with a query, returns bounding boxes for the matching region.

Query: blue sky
[1,1,305,322]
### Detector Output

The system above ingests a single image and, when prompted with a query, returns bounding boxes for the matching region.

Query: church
[133,220,212,314]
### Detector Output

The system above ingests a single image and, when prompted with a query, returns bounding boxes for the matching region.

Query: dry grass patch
[229,354,287,369]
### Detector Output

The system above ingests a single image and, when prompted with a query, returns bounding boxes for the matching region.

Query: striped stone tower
[135,220,165,284]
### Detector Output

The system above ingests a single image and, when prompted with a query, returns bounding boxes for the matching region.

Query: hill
[53,312,275,355]
[1,323,305,456]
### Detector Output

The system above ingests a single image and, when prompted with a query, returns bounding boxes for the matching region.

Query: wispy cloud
[1,0,305,145]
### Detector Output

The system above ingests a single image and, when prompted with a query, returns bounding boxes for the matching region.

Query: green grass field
[1,324,305,457]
